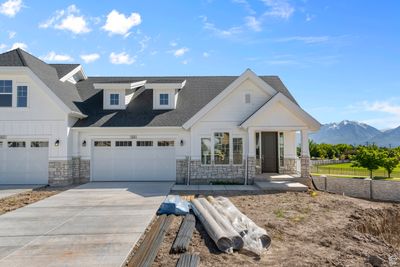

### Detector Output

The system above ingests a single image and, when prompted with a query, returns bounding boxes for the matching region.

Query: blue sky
[0,0,399,129]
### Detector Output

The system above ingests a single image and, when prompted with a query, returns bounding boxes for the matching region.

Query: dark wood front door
[261,132,278,173]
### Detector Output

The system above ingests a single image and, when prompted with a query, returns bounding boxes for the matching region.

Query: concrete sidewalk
[0,182,173,267]
[0,185,44,200]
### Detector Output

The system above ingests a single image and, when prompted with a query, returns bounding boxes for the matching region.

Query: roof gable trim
[60,65,87,84]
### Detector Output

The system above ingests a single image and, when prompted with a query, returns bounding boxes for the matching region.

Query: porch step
[255,181,308,192]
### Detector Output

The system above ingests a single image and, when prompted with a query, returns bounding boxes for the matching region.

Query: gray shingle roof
[73,75,298,127]
[50,64,80,79]
[0,49,83,113]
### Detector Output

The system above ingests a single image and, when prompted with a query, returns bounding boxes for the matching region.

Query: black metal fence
[311,165,400,178]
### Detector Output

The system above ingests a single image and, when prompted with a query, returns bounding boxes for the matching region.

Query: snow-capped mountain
[368,126,400,147]
[309,120,382,145]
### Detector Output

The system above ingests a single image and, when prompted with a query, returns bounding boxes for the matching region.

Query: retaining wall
[312,176,400,202]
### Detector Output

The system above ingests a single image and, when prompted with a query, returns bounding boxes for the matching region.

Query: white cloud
[173,47,189,57]
[245,16,262,32]
[169,41,178,47]
[274,36,331,44]
[39,5,90,34]
[8,31,16,39]
[181,60,188,65]
[0,0,23,17]
[0,43,7,51]
[201,16,242,38]
[42,51,73,62]
[138,35,151,53]
[262,0,294,19]
[203,52,210,58]
[102,10,141,36]
[10,42,27,50]
[80,53,100,63]
[232,0,256,15]
[109,52,135,64]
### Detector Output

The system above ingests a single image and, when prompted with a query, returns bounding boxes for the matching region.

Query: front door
[261,132,278,173]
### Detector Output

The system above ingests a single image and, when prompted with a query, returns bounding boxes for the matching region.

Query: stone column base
[301,156,310,178]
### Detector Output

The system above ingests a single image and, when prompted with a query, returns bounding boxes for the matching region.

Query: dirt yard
[0,186,73,215]
[152,191,400,267]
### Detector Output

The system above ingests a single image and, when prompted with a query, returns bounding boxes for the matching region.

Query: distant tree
[351,146,382,179]
[380,150,400,178]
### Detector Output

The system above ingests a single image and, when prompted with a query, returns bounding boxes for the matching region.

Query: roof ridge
[14,48,27,66]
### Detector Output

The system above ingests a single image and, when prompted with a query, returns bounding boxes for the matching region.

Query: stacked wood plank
[128,214,174,267]
[176,253,200,267]
[171,214,196,253]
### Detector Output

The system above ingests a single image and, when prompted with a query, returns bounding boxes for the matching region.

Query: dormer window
[110,93,119,106]
[159,93,169,105]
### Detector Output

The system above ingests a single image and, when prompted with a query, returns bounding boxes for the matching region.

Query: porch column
[301,129,310,178]
[246,128,256,184]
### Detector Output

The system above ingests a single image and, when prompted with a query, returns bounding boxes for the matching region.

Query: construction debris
[207,196,271,255]
[191,198,234,253]
[171,214,196,254]
[176,253,200,267]
[158,195,190,215]
[128,214,174,267]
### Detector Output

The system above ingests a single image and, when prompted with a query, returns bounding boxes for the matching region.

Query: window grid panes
[233,138,243,164]
[8,141,25,148]
[201,138,211,165]
[94,141,111,147]
[157,141,174,147]
[137,141,153,147]
[116,141,132,147]
[110,94,119,105]
[0,80,12,107]
[31,141,49,148]
[279,132,284,166]
[17,86,28,107]
[159,93,169,105]
[214,132,230,164]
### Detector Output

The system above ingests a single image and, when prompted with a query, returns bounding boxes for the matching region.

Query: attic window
[160,93,169,105]
[110,93,119,106]
[245,93,251,104]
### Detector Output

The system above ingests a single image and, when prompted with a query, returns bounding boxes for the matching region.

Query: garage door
[0,140,49,184]
[92,140,176,181]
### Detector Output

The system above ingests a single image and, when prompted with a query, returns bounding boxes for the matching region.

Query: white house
[0,49,320,185]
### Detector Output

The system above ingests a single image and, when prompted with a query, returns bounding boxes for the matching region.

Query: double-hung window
[159,93,169,105]
[214,132,230,164]
[110,93,119,106]
[0,80,12,107]
[17,86,28,107]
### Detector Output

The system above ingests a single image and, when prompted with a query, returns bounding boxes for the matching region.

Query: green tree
[380,150,400,178]
[351,146,382,179]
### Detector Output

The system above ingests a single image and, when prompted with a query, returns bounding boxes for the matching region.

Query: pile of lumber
[171,214,196,253]
[176,253,200,267]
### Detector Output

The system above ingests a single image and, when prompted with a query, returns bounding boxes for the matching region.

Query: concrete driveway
[0,185,44,200]
[0,182,173,267]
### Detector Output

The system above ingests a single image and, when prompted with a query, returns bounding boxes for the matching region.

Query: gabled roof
[50,64,80,79]
[0,49,83,114]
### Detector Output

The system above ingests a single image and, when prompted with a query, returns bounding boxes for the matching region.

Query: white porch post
[300,129,310,178]
[246,127,256,184]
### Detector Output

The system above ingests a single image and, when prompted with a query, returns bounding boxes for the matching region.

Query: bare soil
[152,191,400,267]
[0,185,73,215]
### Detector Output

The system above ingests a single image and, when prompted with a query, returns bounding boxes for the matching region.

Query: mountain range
[309,120,400,147]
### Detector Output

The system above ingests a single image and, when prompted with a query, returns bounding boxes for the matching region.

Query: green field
[311,162,400,179]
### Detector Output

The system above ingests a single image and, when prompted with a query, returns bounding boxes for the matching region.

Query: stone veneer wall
[312,176,400,202]
[301,156,310,178]
[280,158,297,174]
[176,158,188,185]
[48,160,73,185]
[247,157,256,185]
[188,160,246,185]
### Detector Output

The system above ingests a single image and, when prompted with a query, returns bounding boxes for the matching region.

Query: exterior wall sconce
[55,140,60,147]
[180,140,184,146]
[82,140,87,147]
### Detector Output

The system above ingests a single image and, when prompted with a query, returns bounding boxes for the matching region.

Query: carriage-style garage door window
[0,80,12,107]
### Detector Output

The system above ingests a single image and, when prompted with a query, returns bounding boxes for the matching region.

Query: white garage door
[0,140,49,184]
[92,140,176,181]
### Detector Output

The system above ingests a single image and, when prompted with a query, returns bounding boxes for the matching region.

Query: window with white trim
[8,141,25,148]
[94,141,111,147]
[214,132,230,164]
[17,86,28,107]
[159,93,169,105]
[137,141,153,147]
[110,93,119,106]
[201,138,211,165]
[157,141,174,147]
[31,141,49,147]
[0,80,12,107]
[233,138,243,164]
[116,141,132,147]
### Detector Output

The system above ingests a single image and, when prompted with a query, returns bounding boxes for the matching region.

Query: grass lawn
[311,162,400,180]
